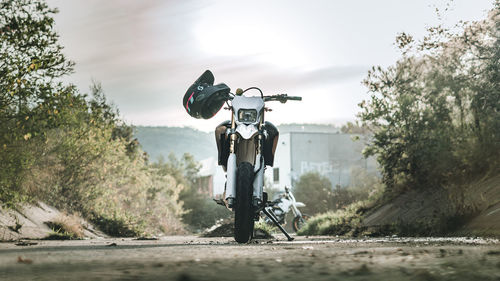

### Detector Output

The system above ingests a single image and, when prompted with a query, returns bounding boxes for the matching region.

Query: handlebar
[263,94,302,103]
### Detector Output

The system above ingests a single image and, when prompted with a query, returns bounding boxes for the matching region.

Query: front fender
[235,124,258,139]
[295,202,306,208]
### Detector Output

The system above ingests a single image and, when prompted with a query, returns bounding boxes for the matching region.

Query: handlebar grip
[287,96,302,101]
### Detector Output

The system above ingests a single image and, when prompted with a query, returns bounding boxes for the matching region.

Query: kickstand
[262,208,294,241]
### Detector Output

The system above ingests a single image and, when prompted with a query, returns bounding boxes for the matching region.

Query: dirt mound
[0,202,105,241]
[201,218,234,237]
[455,174,500,237]
[362,188,454,235]
[201,218,274,239]
[362,173,500,237]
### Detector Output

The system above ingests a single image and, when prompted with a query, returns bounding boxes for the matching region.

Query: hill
[134,124,342,162]
[134,126,216,162]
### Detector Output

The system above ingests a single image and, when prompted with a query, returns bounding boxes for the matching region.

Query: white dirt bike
[183,70,301,243]
[263,186,309,232]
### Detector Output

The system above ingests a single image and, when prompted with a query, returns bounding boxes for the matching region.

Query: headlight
[238,109,257,123]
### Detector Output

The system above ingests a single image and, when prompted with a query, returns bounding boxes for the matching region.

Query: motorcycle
[263,186,309,232]
[183,70,302,243]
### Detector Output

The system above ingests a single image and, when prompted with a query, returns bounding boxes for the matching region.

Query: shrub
[154,153,231,232]
[0,0,189,237]
[293,170,382,215]
[359,5,500,195]
[297,201,367,236]
[44,213,84,240]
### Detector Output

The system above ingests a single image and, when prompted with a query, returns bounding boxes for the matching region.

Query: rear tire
[292,214,309,232]
[234,162,254,243]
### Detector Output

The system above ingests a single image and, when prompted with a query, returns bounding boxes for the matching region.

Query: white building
[265,131,377,190]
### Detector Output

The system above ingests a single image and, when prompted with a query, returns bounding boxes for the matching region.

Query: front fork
[225,115,264,209]
[290,203,302,218]
[252,134,264,208]
[225,114,238,207]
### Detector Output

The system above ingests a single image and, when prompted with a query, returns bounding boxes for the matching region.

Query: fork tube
[229,113,236,153]
[225,111,237,206]
[252,116,264,204]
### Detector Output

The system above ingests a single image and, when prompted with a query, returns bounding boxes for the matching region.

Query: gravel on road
[1,236,499,281]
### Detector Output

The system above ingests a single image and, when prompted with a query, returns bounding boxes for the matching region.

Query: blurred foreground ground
[1,236,499,281]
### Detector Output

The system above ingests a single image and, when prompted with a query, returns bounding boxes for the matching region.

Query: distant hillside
[134,126,216,162]
[134,124,342,163]
[277,123,340,134]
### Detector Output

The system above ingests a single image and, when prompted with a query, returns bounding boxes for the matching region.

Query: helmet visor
[194,70,215,86]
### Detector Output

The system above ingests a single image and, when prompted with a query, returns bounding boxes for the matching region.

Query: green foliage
[180,193,231,231]
[295,170,384,236]
[301,4,500,238]
[19,123,186,236]
[359,6,500,194]
[0,0,75,207]
[254,220,277,238]
[0,0,188,237]
[340,121,371,135]
[0,0,74,115]
[153,154,231,231]
[297,201,367,236]
[44,220,82,240]
[294,171,381,215]
[293,172,335,215]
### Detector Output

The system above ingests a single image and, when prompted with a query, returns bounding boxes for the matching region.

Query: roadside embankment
[299,173,500,237]
[0,202,105,241]
[363,173,500,237]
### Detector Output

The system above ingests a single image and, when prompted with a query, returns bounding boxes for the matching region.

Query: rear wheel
[292,214,309,232]
[234,162,255,243]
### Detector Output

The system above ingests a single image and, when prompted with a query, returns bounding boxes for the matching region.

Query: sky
[46,0,494,132]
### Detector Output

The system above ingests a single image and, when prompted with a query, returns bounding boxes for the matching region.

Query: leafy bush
[0,0,187,237]
[44,214,84,240]
[153,154,231,231]
[359,5,500,195]
[293,170,382,215]
[253,220,276,238]
[297,201,367,236]
[300,5,500,237]
[293,172,335,215]
[180,192,231,232]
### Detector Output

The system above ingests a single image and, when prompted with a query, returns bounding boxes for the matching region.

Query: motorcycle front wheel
[292,214,310,232]
[234,162,255,243]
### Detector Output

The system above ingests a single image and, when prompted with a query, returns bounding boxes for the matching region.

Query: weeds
[297,201,367,236]
[7,216,23,233]
[254,220,277,239]
[43,214,84,240]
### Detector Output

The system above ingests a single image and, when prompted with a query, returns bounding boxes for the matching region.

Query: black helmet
[183,70,230,119]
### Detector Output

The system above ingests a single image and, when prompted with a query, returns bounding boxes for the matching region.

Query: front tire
[292,214,309,232]
[234,162,254,243]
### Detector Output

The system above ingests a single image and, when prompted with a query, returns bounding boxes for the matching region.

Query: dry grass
[45,213,84,240]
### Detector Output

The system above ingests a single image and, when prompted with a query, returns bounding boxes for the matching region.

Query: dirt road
[1,236,499,281]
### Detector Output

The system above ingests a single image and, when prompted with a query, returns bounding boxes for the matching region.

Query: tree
[359,4,500,193]
[293,172,334,215]
[0,0,78,206]
[153,153,231,231]
[0,1,190,237]
[340,121,371,135]
[0,0,75,136]
[294,171,379,215]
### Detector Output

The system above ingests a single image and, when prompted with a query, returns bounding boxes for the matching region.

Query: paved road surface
[1,236,499,281]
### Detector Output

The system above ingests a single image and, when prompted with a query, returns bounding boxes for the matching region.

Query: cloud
[49,0,368,122]
[46,0,494,130]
